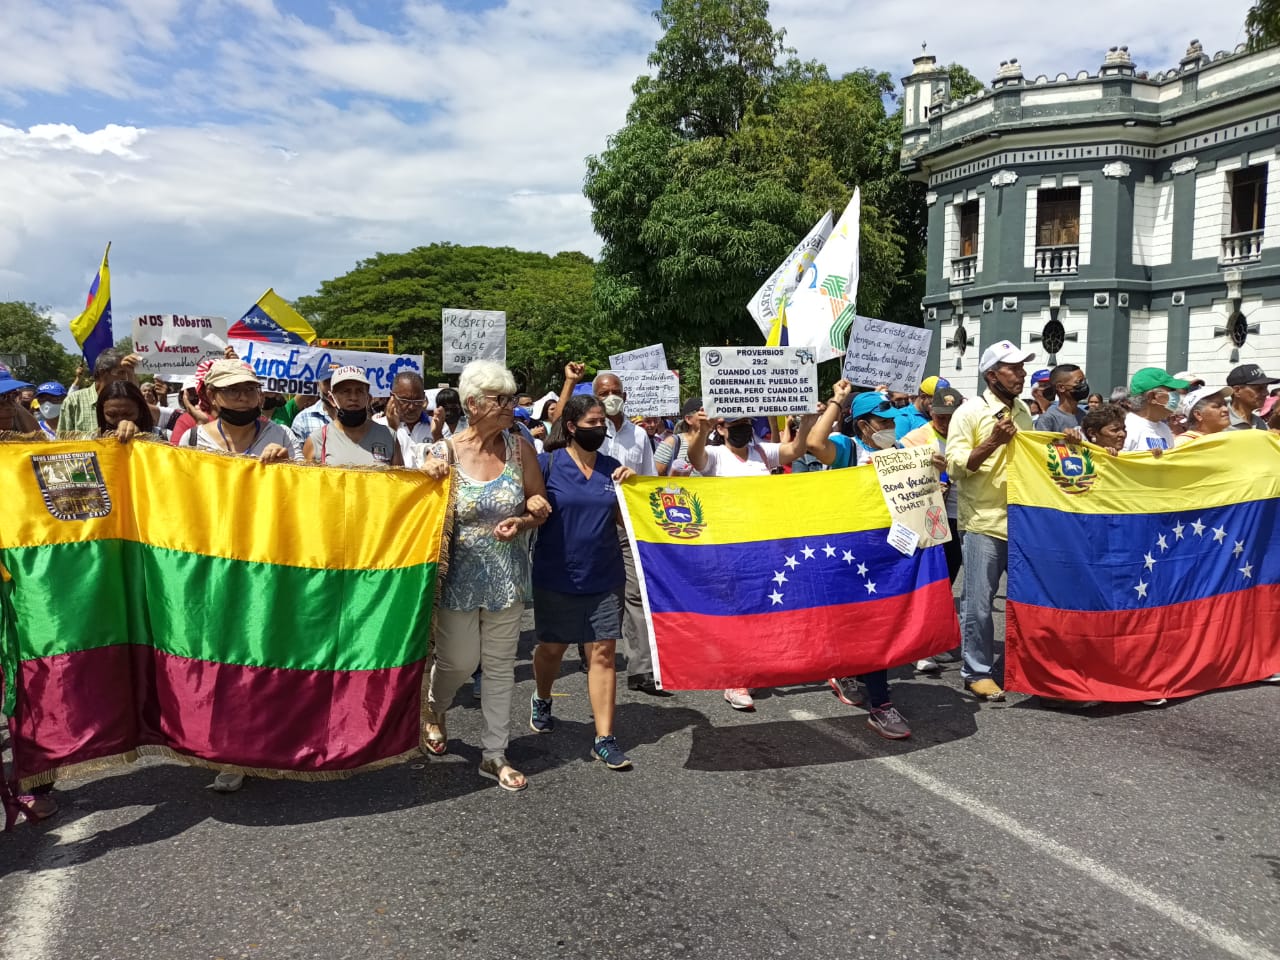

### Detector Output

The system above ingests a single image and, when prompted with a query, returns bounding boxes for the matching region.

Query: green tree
[295,244,621,394]
[0,302,79,385]
[1246,0,1280,49]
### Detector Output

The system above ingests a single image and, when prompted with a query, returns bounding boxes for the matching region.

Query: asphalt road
[3,608,1279,960]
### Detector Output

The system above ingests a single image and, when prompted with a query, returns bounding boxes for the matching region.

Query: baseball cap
[919,376,950,396]
[1173,370,1205,388]
[680,396,704,417]
[1178,385,1230,418]
[978,340,1036,374]
[1226,363,1280,387]
[203,359,261,391]
[850,391,893,421]
[35,381,68,398]
[330,365,371,388]
[512,405,532,420]
[1129,367,1190,394]
[1030,369,1051,386]
[931,387,964,415]
[0,374,33,396]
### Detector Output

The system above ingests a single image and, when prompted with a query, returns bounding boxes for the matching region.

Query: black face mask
[726,422,755,447]
[1070,379,1091,402]
[335,407,369,428]
[220,406,260,426]
[572,425,607,452]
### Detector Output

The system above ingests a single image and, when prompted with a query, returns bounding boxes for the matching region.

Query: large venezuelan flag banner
[619,470,960,690]
[1006,430,1280,701]
[0,439,446,791]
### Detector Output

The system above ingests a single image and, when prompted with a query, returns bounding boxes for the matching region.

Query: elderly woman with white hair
[417,360,551,791]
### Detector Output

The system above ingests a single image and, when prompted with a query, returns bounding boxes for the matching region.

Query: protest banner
[871,446,950,550]
[841,316,933,394]
[603,369,680,417]
[442,309,506,373]
[231,339,425,397]
[132,315,228,377]
[699,346,818,418]
[608,343,668,371]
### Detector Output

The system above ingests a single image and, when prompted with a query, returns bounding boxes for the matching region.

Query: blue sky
[0,0,1253,352]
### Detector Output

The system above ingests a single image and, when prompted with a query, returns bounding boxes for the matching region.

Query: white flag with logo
[746,210,834,339]
[784,188,861,361]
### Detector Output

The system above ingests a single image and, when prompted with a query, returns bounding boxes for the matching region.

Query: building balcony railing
[950,255,977,285]
[1220,230,1263,266]
[1034,244,1079,277]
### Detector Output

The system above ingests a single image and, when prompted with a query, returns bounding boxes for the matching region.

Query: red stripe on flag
[1006,584,1280,702]
[651,581,959,690]
[11,645,424,784]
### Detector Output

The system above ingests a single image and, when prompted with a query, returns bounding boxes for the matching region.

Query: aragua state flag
[619,470,959,690]
[0,439,447,791]
[1006,430,1280,702]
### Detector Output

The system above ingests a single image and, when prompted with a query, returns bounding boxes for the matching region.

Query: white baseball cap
[1173,370,1205,388]
[978,340,1035,374]
[330,365,370,388]
[1178,385,1230,419]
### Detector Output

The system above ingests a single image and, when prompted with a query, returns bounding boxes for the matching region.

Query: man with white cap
[1173,385,1232,446]
[302,365,400,466]
[1226,363,1280,430]
[945,340,1036,702]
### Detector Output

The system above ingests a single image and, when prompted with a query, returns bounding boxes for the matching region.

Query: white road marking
[786,709,1279,960]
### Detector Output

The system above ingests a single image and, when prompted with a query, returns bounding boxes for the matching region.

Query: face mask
[572,424,607,451]
[336,407,369,428]
[39,401,62,420]
[601,394,625,417]
[1164,393,1180,413]
[220,406,261,426]
[870,428,897,450]
[726,422,755,447]
[1070,380,1091,402]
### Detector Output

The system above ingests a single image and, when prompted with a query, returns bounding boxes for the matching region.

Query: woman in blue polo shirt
[529,394,636,770]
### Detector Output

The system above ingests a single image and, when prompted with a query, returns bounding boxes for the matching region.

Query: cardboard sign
[871,445,951,548]
[608,343,668,371]
[842,316,933,394]
[132,315,228,377]
[231,339,426,398]
[699,346,818,418]
[602,369,680,418]
[442,309,506,373]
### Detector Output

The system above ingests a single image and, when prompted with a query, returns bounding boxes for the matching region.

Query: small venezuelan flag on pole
[69,243,113,370]
[228,288,317,345]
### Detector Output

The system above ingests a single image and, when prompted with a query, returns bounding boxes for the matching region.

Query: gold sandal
[420,710,447,756]
[478,756,527,792]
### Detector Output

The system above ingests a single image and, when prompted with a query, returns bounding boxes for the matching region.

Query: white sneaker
[1261,673,1280,684]
[914,658,942,673]
[209,772,244,793]
[1141,698,1168,707]
[723,688,755,710]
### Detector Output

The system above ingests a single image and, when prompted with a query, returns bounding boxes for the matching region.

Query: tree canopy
[0,303,79,385]
[1246,0,1280,49]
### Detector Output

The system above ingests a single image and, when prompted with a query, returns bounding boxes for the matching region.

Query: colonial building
[900,40,1280,396]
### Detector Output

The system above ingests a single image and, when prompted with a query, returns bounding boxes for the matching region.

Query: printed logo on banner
[1045,441,1096,495]
[704,350,722,367]
[649,486,706,540]
[30,452,112,521]
[926,504,949,540]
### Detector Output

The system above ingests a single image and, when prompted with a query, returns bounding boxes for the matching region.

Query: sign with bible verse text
[608,343,668,371]
[132,315,228,377]
[442,309,506,373]
[699,346,818,418]
[871,445,950,549]
[841,316,932,395]
[602,369,680,417]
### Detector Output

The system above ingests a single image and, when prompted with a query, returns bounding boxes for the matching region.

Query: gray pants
[618,526,652,676]
[960,532,1007,683]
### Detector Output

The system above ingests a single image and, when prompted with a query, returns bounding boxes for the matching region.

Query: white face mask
[870,428,897,450]
[39,401,62,420]
[601,394,625,417]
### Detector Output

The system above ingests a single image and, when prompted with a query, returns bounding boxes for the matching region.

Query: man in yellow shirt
[945,341,1036,701]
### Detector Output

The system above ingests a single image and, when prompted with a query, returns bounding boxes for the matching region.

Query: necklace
[217,419,263,454]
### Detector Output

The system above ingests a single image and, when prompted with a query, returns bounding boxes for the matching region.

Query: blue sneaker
[529,694,554,734]
[591,735,632,770]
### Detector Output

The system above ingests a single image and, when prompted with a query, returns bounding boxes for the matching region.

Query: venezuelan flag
[620,471,959,690]
[69,243,113,368]
[1006,431,1280,702]
[228,288,317,345]
[0,439,447,790]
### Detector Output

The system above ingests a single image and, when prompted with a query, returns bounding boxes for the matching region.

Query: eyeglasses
[393,395,426,406]
[218,384,260,400]
[483,394,517,408]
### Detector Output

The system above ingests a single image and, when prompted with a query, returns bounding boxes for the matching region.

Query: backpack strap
[320,425,328,464]
[186,424,200,448]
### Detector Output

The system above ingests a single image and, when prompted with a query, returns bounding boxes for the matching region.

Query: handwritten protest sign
[132,315,228,377]
[842,316,932,394]
[871,446,950,549]
[699,346,818,418]
[602,369,679,417]
[442,309,506,373]
[231,340,425,397]
[608,343,667,371]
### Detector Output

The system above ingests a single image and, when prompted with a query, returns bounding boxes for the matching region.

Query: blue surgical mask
[1165,392,1180,413]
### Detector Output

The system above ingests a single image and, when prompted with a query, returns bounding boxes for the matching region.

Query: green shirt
[60,385,99,434]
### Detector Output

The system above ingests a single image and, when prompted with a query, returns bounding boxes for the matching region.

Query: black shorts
[533,588,624,646]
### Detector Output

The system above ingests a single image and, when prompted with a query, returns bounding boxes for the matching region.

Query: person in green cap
[1123,368,1191,452]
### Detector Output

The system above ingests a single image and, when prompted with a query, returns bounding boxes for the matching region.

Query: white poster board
[602,369,680,417]
[699,346,818,418]
[442,309,506,373]
[841,316,932,394]
[608,343,667,371]
[132,315,228,377]
[231,339,426,398]
[871,446,951,549]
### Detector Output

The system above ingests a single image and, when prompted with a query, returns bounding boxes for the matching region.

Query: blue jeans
[960,532,1007,683]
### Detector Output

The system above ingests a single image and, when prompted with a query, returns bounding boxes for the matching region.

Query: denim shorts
[533,588,624,646]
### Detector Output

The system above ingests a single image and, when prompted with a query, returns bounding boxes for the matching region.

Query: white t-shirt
[1123,413,1174,452]
[603,417,656,476]
[374,413,434,465]
[700,442,781,477]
